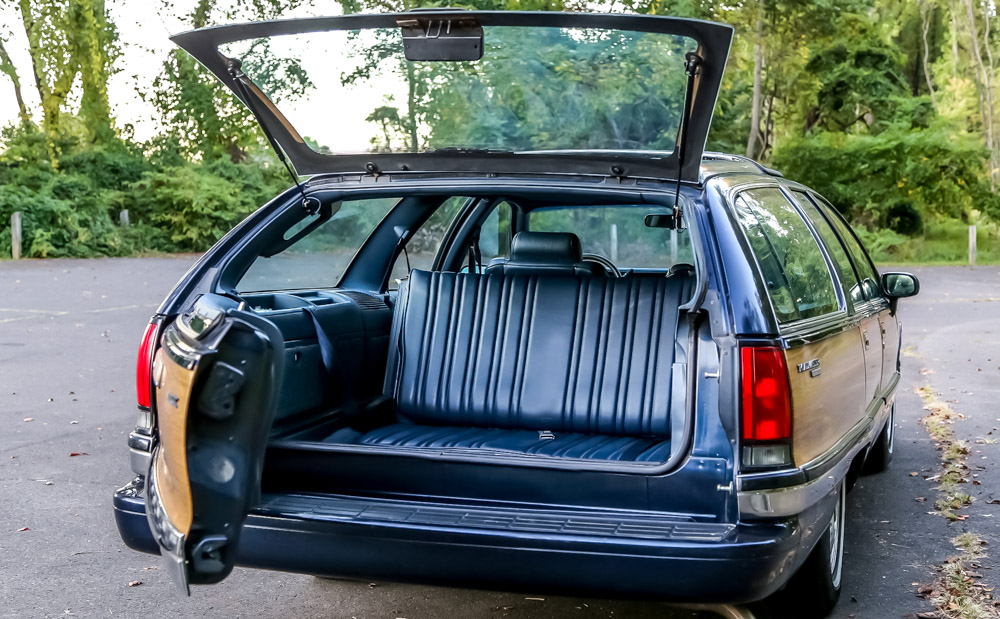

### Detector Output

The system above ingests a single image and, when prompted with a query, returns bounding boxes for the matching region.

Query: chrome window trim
[777,310,858,346]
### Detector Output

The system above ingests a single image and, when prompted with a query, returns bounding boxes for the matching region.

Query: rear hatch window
[219,26,693,156]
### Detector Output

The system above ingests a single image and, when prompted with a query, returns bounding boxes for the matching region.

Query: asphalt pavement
[0,258,996,619]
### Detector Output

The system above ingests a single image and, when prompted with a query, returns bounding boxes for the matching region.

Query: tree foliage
[0,0,999,261]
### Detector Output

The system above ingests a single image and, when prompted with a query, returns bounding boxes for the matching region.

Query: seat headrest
[509,232,583,265]
[485,231,604,277]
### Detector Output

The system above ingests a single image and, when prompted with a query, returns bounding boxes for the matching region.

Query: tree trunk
[746,1,765,159]
[0,37,28,122]
[921,0,937,109]
[981,3,998,178]
[17,0,73,166]
[961,0,998,186]
[73,0,116,144]
[951,7,961,77]
[191,0,215,29]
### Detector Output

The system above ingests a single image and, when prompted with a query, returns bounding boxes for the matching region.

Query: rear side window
[478,201,513,264]
[811,195,883,301]
[733,188,840,323]
[790,190,864,308]
[389,196,472,285]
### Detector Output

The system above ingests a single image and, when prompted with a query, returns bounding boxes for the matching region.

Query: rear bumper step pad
[256,493,734,542]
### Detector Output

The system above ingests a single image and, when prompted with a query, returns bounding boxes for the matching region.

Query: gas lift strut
[670,51,704,229]
[227,58,319,215]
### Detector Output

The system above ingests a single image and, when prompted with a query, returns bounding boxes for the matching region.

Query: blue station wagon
[112,10,919,618]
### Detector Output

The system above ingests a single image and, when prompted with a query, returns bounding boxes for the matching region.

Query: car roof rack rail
[702,152,784,178]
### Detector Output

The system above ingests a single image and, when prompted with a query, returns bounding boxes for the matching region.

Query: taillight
[136,322,157,410]
[740,346,792,467]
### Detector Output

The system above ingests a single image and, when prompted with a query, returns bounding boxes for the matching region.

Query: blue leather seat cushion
[326,424,671,462]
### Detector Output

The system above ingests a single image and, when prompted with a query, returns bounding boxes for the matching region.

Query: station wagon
[112,10,919,618]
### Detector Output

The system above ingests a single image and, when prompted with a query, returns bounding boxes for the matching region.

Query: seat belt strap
[383,279,409,399]
[467,228,482,273]
[303,306,339,388]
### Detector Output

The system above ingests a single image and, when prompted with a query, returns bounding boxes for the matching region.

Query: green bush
[772,126,1000,225]
[0,119,292,257]
[0,177,136,258]
[122,159,288,253]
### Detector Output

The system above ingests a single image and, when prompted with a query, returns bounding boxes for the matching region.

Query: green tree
[147,0,313,163]
[13,0,120,163]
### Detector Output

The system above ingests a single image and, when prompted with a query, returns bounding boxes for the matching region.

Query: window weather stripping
[226,58,318,214]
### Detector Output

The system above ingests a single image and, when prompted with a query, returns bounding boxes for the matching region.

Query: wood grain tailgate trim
[153,347,195,535]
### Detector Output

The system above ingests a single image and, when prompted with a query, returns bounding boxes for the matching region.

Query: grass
[868,218,1000,265]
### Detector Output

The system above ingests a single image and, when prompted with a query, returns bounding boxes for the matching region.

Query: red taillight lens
[740,346,791,441]
[136,322,157,409]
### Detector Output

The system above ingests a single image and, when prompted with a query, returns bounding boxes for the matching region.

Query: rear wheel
[864,403,895,474]
[756,482,845,619]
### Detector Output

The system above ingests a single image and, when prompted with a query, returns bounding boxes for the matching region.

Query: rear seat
[325,232,694,463]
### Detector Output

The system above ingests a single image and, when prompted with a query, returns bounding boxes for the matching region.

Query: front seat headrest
[509,231,583,265]
[486,231,604,277]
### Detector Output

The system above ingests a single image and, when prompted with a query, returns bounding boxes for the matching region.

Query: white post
[11,211,21,260]
[119,209,130,228]
[670,229,678,264]
[610,224,618,262]
[969,225,977,266]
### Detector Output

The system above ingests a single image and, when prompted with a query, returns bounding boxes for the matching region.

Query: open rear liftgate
[145,295,284,593]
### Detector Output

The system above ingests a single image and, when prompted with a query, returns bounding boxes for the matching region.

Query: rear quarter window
[237,197,398,293]
[732,187,840,323]
[812,195,884,301]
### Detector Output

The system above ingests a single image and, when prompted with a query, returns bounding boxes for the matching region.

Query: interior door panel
[146,294,284,592]
[247,290,393,425]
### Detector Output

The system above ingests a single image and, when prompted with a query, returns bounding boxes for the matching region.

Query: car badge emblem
[797,358,822,378]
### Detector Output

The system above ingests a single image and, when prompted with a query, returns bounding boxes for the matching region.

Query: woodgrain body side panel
[786,327,867,465]
[152,348,195,536]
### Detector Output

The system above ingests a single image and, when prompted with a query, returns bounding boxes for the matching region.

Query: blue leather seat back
[391,269,691,438]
